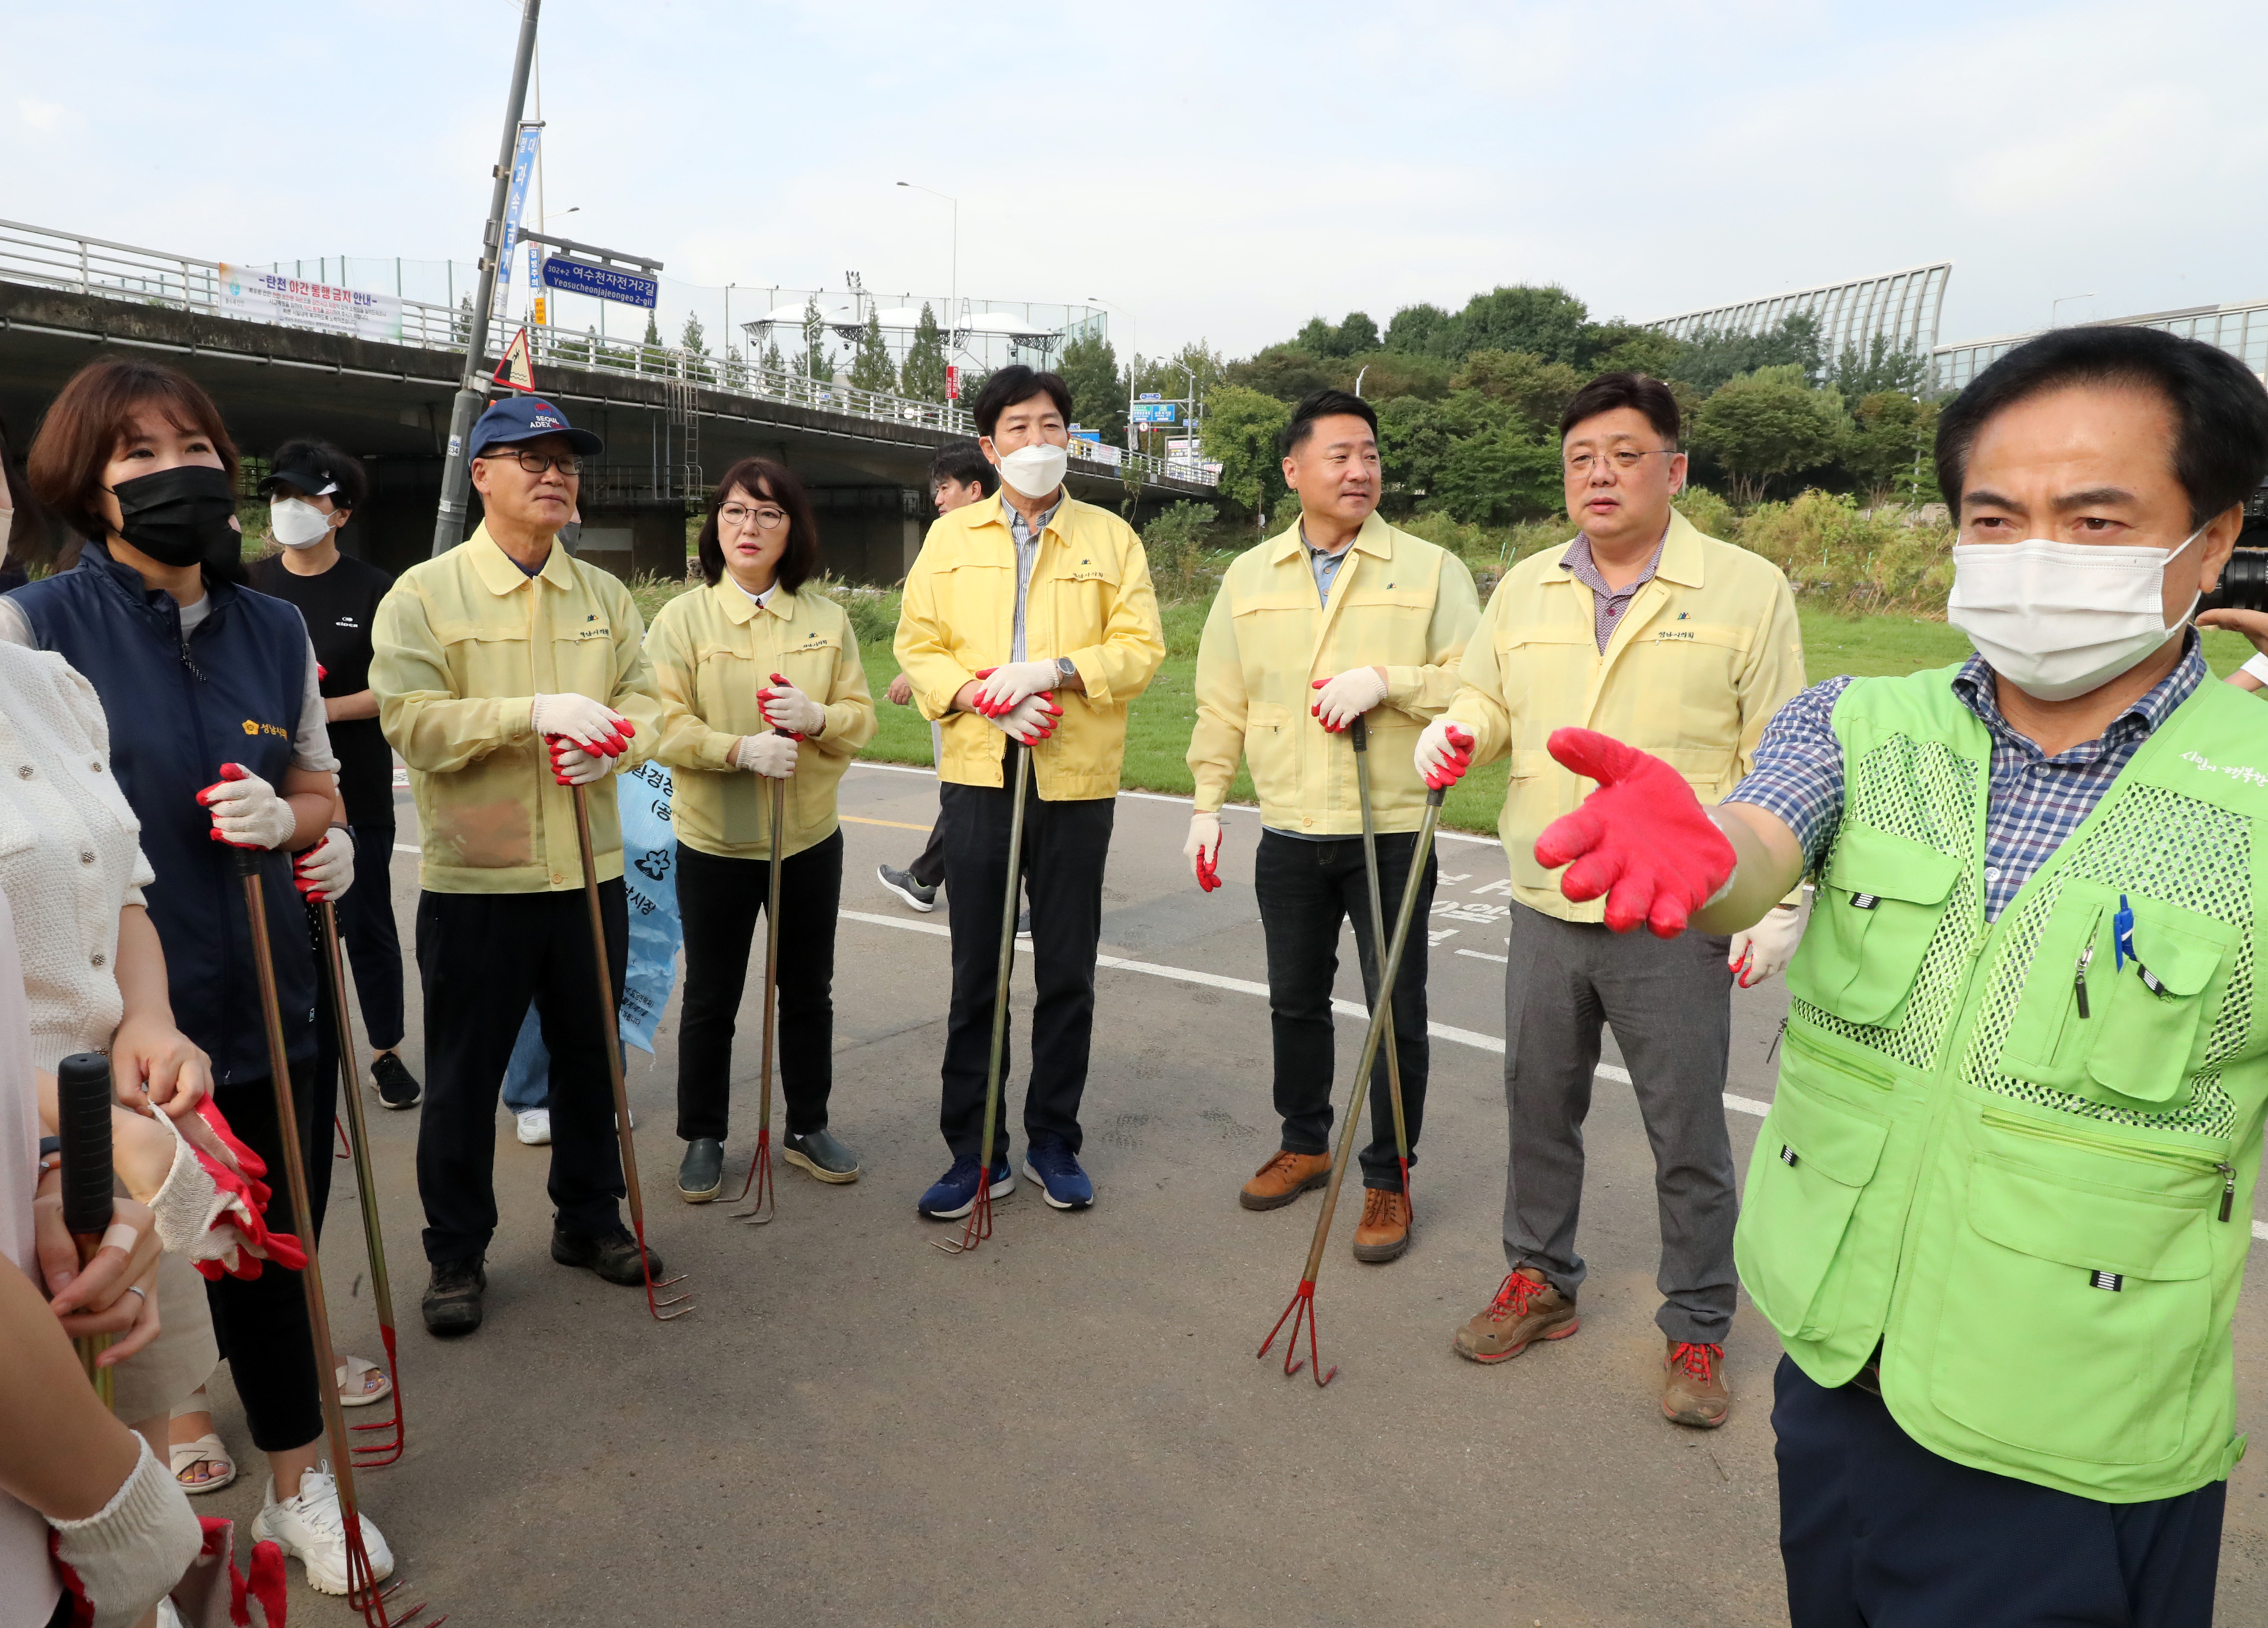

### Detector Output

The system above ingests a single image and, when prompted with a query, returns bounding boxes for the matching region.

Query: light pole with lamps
[895,182,959,358]
[2051,292,2098,328]
[1087,295,1139,450]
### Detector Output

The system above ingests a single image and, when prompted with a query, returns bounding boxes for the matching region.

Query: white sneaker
[251,1462,394,1596]
[157,1601,185,1628]
[516,1108,552,1146]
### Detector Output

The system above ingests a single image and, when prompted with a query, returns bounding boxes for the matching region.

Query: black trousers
[204,1054,326,1454]
[908,818,947,891]
[1773,1355,2223,1627]
[1255,829,1435,1188]
[675,833,842,1142]
[936,752,1114,1163]
[413,882,628,1266]
[336,819,406,1051]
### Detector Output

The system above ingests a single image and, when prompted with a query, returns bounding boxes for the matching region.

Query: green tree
[789,296,831,382]
[1577,321,1689,379]
[1198,385,1291,520]
[1691,374,1845,505]
[1432,427,1563,525]
[1375,395,1460,508]
[761,337,784,376]
[1383,302,1456,356]
[1843,390,1941,502]
[1450,285,1591,365]
[1293,311,1381,358]
[847,311,896,393]
[1451,350,1587,435]
[899,303,948,403]
[1225,343,1338,403]
[1826,335,1930,399]
[1672,315,1824,393]
[1058,331,1126,442]
[1341,350,1453,402]
[679,312,708,355]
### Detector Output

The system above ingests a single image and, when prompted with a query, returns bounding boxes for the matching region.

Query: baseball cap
[467,397,604,461]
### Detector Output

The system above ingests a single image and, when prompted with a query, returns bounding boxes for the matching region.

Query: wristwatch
[1055,656,1078,686]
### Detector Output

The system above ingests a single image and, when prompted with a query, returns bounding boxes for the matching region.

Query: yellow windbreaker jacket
[372,526,662,895]
[894,491,1165,801]
[1442,508,1804,921]
[1188,513,1479,835]
[646,578,877,861]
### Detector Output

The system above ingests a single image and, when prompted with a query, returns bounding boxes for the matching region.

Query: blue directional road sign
[541,256,658,310]
[1131,401,1179,425]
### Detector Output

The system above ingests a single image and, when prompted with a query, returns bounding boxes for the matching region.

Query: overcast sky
[9,0,2267,365]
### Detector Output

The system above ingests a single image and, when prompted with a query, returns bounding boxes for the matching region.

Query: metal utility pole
[431,0,544,557]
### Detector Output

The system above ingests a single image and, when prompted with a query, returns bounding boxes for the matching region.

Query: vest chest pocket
[1736,1049,1892,1346]
[1933,1149,2213,1466]
[2001,886,2233,1111]
[1784,822,1962,1028]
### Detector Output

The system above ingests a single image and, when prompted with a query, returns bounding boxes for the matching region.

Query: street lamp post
[2051,292,2098,328]
[1087,296,1139,450]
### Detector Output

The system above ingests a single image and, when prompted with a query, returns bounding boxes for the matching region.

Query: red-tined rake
[729,760,791,1225]
[568,782,692,1320]
[318,900,407,1469]
[935,742,1032,1256]
[236,852,441,1625]
[1349,715,1415,1217]
[1257,780,1445,1387]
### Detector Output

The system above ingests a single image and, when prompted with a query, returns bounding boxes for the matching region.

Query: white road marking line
[1455,949,1508,964]
[395,844,419,853]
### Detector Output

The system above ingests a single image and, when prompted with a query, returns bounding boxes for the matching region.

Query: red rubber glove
[1413,720,1474,790]
[1533,728,1736,938]
[755,673,812,740]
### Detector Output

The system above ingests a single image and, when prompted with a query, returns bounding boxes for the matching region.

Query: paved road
[196,761,2268,1625]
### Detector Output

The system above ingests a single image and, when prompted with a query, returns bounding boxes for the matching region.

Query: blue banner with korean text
[617,761,683,1054]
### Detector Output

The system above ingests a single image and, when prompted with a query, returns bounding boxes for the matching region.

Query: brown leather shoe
[1452,1267,1579,1362]
[1240,1150,1331,1211]
[1662,1339,1732,1428]
[1351,1186,1411,1263]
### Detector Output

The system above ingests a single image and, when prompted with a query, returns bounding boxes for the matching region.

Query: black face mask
[110,465,239,570]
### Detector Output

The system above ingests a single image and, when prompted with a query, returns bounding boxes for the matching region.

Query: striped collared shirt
[1730,639,2209,921]
[1560,531,1665,653]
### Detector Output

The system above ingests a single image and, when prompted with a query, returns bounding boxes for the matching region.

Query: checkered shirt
[1560,532,1664,654]
[1728,638,2209,922]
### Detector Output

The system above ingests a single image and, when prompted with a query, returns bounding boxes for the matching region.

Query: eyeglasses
[1564,448,1676,476]
[719,503,788,532]
[482,449,583,476]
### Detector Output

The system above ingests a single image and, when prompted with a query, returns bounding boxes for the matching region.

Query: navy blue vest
[10,546,316,1086]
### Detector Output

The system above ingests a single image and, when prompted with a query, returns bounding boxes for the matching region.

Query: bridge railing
[0,218,1214,490]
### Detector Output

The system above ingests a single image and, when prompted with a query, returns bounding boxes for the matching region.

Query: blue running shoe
[1022,1140,1094,1210]
[917,1154,1013,1220]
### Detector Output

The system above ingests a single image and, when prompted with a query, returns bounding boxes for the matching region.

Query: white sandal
[336,1353,393,1409]
[170,1432,237,1494]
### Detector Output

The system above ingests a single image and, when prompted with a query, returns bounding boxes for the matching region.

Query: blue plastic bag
[616,760,684,1054]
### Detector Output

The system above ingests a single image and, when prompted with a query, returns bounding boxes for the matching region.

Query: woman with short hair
[646,457,876,1203]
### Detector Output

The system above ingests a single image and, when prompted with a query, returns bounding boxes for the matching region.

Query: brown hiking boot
[1662,1339,1732,1428]
[1352,1186,1411,1263]
[1452,1267,1579,1363]
[1240,1150,1330,1211]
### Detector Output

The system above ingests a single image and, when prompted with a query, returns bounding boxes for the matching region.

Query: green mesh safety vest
[1734,663,2268,1502]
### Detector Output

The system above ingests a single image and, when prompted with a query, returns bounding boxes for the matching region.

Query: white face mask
[996,442,1068,500]
[1946,525,2204,703]
[269,497,334,549]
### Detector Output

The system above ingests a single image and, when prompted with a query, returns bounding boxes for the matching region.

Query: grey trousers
[1501,902,1738,1345]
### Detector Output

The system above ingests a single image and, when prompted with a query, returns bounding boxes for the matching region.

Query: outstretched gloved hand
[1185,810,1223,892]
[1413,720,1475,790]
[985,693,1062,747]
[971,660,1058,715]
[735,733,799,778]
[1729,901,1806,988]
[758,673,825,737]
[1533,728,1737,937]
[532,692,632,754]
[1311,666,1390,733]
[292,826,355,904]
[196,765,296,850]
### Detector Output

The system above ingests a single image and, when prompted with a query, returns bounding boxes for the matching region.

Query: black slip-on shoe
[678,1137,724,1203]
[783,1128,861,1184]
[552,1224,662,1287]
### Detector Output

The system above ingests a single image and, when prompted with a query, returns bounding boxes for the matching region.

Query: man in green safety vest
[1421,323,2268,1625]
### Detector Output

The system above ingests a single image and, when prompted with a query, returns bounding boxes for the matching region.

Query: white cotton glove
[195,765,297,850]
[757,673,827,737]
[984,692,1062,746]
[1729,900,1807,989]
[547,737,614,786]
[1309,666,1391,733]
[292,826,355,904]
[1413,718,1476,790]
[971,660,1058,714]
[531,692,632,752]
[1184,811,1223,893]
[735,733,799,778]
[49,1434,205,1628]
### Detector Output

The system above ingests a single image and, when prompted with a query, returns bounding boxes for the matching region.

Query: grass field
[630,575,2265,838]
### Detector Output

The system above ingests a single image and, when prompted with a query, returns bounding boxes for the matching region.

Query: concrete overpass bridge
[0,221,1216,582]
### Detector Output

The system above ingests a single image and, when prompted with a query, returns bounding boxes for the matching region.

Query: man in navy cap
[371,397,666,1335]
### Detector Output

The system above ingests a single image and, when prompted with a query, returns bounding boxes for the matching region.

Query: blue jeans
[500,1004,549,1112]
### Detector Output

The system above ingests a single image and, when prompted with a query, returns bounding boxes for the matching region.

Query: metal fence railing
[0,218,1214,489]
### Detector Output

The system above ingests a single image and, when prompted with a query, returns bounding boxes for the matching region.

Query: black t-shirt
[249,551,396,825]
